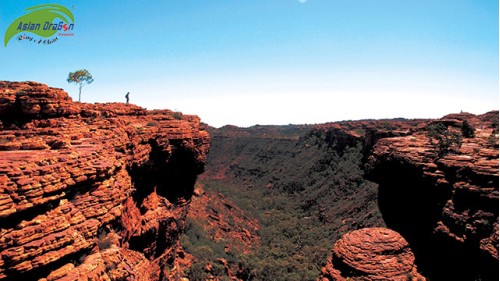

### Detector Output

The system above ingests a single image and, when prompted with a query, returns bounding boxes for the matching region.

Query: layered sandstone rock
[0,81,209,280]
[318,112,498,280]
[364,111,498,280]
[318,228,425,281]
[188,184,261,254]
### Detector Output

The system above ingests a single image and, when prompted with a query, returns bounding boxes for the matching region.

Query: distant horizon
[1,1,498,127]
[204,109,500,128]
[173,110,500,129]
[3,77,499,128]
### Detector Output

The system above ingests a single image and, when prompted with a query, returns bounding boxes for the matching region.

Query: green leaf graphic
[4,4,74,46]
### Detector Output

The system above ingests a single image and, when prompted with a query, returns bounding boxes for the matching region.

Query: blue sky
[0,0,498,127]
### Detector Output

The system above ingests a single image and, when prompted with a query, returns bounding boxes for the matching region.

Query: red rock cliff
[364,112,498,280]
[319,112,498,281]
[0,81,210,280]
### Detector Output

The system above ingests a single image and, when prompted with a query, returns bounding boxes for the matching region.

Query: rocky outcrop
[318,112,498,281]
[318,228,425,281]
[364,111,498,280]
[178,184,260,280]
[0,81,209,280]
[188,184,261,254]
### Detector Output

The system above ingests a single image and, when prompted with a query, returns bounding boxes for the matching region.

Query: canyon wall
[365,112,498,280]
[0,81,209,280]
[320,112,499,280]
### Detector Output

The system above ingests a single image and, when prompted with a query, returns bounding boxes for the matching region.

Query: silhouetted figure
[125,92,129,104]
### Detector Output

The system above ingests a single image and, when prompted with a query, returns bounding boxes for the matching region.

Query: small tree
[426,123,462,157]
[487,131,498,148]
[461,120,475,138]
[67,69,94,102]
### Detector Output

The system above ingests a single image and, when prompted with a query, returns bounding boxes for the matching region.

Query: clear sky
[0,0,498,127]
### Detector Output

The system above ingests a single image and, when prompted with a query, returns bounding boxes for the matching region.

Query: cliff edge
[0,81,210,280]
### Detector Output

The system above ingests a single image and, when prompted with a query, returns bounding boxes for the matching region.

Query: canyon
[186,114,498,280]
[0,81,498,280]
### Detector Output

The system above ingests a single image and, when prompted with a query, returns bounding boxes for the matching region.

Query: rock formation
[318,112,498,281]
[364,111,498,280]
[0,81,209,280]
[318,227,425,281]
[188,184,261,254]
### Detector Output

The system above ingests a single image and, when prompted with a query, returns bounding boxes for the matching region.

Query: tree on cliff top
[67,69,94,102]
[426,123,462,157]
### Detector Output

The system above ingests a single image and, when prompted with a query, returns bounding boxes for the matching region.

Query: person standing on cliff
[125,92,129,104]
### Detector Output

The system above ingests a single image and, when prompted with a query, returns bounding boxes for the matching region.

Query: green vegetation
[173,112,183,120]
[491,119,499,134]
[181,218,241,280]
[67,69,94,102]
[461,120,475,138]
[146,121,159,127]
[487,131,498,148]
[182,127,385,280]
[426,123,462,157]
[381,122,398,131]
[203,181,336,280]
